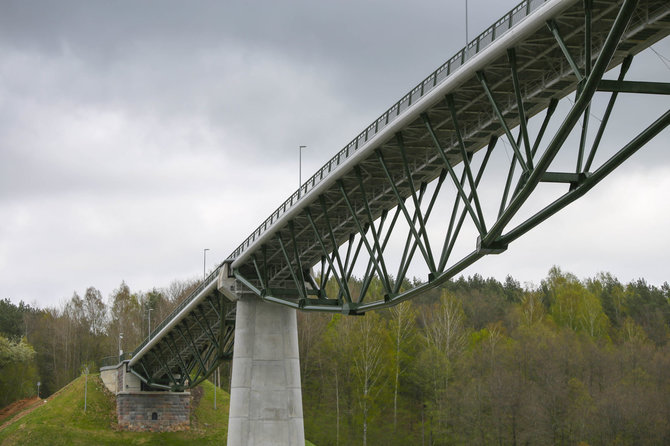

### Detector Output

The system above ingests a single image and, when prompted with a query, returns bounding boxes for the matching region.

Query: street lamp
[298,145,307,198]
[37,381,41,399]
[84,366,89,413]
[465,0,469,47]
[203,248,210,279]
[118,332,124,363]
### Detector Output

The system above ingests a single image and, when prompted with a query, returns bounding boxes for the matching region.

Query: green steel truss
[125,0,669,389]
[128,291,235,391]
[231,0,670,314]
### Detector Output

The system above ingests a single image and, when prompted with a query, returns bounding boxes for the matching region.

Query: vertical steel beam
[164,335,190,387]
[422,113,486,237]
[395,133,438,272]
[149,348,178,388]
[445,96,489,231]
[584,55,633,171]
[338,180,393,295]
[484,0,639,245]
[176,323,208,383]
[547,19,584,82]
[394,181,433,292]
[275,231,307,301]
[376,149,437,273]
[304,206,353,304]
[288,221,309,302]
[507,48,534,170]
[440,137,496,271]
[352,168,396,292]
[476,72,530,174]
[393,176,443,288]
[251,255,266,293]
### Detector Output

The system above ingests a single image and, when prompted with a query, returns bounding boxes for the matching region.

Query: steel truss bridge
[126,0,670,391]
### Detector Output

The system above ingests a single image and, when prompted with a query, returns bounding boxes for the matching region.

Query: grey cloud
[1,0,668,308]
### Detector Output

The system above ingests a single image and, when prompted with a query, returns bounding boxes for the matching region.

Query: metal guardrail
[99,353,133,368]
[131,265,224,356]
[226,0,549,262]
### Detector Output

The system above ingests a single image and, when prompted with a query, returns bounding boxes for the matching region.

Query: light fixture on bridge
[118,332,123,363]
[465,0,469,47]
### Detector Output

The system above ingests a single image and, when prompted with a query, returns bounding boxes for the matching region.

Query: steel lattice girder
[128,292,235,391]
[229,0,670,314]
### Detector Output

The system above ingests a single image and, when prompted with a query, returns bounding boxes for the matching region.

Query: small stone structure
[101,360,191,432]
[116,391,190,432]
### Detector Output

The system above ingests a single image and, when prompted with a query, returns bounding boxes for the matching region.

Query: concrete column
[227,297,305,446]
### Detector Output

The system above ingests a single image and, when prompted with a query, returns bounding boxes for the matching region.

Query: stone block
[116,392,190,432]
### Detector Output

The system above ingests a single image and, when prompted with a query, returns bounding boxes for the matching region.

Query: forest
[2,267,670,445]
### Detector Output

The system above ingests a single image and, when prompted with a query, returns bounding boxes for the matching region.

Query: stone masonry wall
[116,392,190,432]
[116,363,123,394]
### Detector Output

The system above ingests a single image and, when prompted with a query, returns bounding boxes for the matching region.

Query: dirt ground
[0,397,43,429]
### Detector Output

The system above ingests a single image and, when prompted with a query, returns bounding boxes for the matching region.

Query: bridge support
[100,360,191,432]
[228,297,305,446]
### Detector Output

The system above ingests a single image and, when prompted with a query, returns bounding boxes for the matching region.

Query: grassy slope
[0,374,229,446]
[0,374,316,446]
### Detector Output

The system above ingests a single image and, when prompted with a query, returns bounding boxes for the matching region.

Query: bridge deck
[128,0,670,388]
[229,0,669,303]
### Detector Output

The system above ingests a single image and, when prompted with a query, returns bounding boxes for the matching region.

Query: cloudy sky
[1,0,669,309]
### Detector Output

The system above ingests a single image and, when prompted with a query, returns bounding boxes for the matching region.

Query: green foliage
[0,335,38,408]
[302,268,670,445]
[4,266,670,444]
[0,299,33,341]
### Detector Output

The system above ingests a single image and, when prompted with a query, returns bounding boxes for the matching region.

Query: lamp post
[203,248,210,279]
[298,145,306,198]
[148,308,153,339]
[37,381,41,399]
[84,366,89,413]
[465,0,469,47]
[118,332,124,363]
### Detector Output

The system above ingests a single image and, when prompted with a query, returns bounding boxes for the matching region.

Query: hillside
[0,373,318,446]
[0,373,231,446]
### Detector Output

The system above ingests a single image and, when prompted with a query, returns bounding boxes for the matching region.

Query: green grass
[0,374,229,446]
[0,373,316,446]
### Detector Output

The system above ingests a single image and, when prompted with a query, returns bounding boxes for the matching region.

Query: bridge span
[108,0,669,442]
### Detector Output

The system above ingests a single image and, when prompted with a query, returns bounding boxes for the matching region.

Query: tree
[0,299,30,341]
[388,300,417,431]
[348,312,389,446]
[109,281,142,356]
[0,335,38,408]
[421,290,470,442]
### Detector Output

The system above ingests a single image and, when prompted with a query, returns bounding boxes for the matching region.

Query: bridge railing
[132,264,224,357]
[99,353,133,368]
[226,0,549,262]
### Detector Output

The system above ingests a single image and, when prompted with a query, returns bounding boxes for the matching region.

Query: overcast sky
[1,0,669,309]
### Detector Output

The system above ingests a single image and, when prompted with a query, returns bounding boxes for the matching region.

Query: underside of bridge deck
[128,290,235,391]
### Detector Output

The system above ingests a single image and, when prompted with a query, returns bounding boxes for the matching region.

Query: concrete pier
[227,297,305,445]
